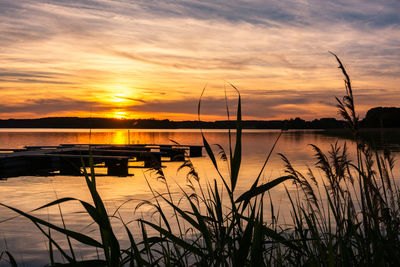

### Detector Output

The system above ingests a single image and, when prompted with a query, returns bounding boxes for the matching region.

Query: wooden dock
[0,144,203,178]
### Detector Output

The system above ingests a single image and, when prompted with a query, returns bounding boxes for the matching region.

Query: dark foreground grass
[1,55,400,266]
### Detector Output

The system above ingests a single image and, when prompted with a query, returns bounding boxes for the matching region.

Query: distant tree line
[362,107,400,128]
[0,117,346,129]
[0,107,398,129]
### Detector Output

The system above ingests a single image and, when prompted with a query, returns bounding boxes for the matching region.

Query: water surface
[0,129,392,266]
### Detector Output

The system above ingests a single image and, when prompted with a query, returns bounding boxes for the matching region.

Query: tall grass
[1,54,400,266]
[278,54,400,266]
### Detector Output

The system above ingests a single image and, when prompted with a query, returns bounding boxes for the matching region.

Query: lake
[0,129,395,266]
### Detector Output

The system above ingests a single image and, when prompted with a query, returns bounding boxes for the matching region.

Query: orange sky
[0,0,399,121]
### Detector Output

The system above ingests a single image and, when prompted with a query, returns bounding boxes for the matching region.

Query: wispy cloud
[0,0,399,119]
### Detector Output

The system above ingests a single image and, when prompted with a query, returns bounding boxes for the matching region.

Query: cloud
[0,72,52,78]
[0,98,101,114]
[116,96,147,104]
[0,0,399,120]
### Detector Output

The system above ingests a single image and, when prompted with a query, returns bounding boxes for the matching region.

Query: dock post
[106,159,129,176]
[0,157,30,178]
[189,146,202,157]
[59,158,82,175]
[169,148,186,161]
[143,154,162,169]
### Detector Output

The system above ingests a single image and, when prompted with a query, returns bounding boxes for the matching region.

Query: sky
[0,0,399,121]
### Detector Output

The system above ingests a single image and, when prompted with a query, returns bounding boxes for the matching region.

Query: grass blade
[235,175,292,203]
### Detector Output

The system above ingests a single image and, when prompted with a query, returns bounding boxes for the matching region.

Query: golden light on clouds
[0,0,399,120]
[110,94,130,104]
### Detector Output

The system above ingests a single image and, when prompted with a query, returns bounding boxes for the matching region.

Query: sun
[113,111,127,119]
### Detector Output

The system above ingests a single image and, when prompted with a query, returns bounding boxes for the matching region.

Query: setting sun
[113,111,127,119]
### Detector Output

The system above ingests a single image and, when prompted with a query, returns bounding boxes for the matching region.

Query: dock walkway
[0,144,202,178]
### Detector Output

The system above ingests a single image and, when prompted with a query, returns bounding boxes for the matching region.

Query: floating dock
[0,144,203,178]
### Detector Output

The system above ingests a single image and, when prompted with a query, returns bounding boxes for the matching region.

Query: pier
[0,144,203,178]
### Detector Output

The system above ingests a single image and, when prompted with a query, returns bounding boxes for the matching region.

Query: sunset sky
[1,0,399,121]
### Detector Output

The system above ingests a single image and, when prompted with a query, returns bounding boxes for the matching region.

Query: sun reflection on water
[112,130,129,144]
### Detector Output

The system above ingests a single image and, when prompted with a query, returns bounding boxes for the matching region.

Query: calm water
[0,129,393,266]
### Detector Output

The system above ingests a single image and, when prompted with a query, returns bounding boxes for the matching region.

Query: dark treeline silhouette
[0,107,398,129]
[363,107,400,128]
[0,117,345,129]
